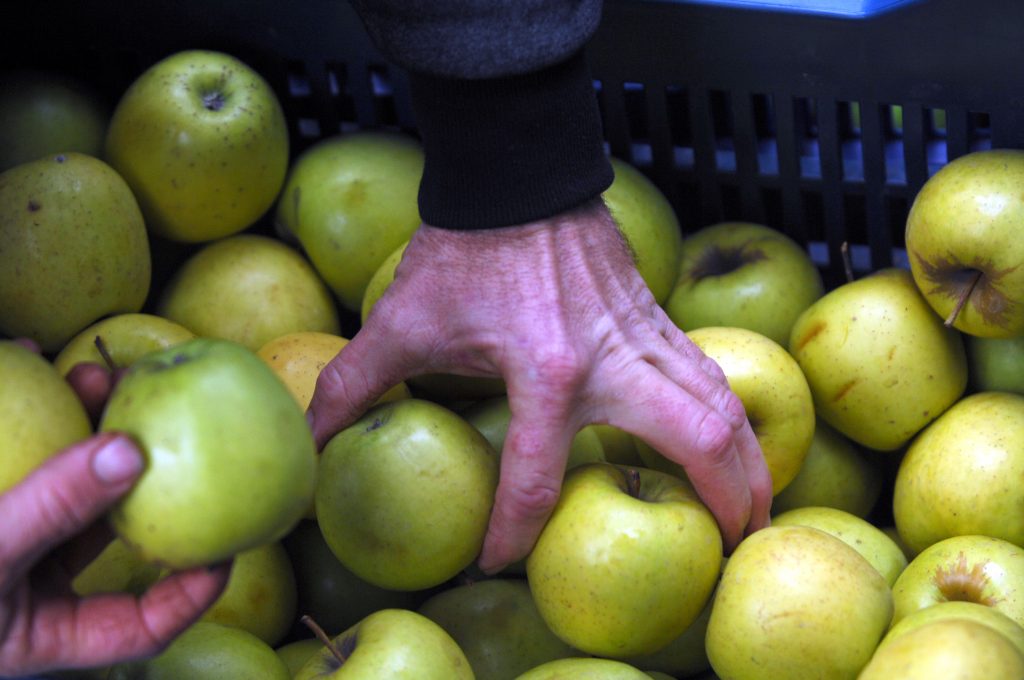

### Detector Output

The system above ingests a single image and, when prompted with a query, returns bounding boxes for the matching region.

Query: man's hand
[0,360,230,677]
[306,199,772,574]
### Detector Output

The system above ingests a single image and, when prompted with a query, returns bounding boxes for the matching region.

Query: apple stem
[93,335,117,372]
[301,614,347,665]
[840,241,854,283]
[944,270,982,328]
[625,467,642,499]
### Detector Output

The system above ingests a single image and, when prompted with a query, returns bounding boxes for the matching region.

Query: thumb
[0,433,143,588]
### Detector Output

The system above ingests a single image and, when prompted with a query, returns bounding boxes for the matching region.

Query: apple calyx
[623,466,642,499]
[913,250,1018,330]
[301,614,350,667]
[932,553,1001,607]
[690,241,767,282]
[201,91,226,112]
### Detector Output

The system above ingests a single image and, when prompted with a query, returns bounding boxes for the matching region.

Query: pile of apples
[2,46,1024,680]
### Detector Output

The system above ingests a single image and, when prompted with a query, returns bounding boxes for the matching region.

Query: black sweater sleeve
[348,1,614,230]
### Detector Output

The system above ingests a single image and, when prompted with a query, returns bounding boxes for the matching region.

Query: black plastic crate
[4,0,1024,290]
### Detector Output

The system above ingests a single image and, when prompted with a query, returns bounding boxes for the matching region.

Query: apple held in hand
[789,267,968,451]
[665,221,824,347]
[905,148,1024,338]
[0,152,150,351]
[705,525,893,680]
[316,398,499,591]
[100,338,317,569]
[526,463,722,659]
[894,391,1024,555]
[105,50,289,242]
[294,609,474,680]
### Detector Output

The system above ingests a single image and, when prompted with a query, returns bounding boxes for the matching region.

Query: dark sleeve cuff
[409,49,614,230]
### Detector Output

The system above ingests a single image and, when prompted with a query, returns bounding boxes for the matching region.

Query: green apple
[966,333,1024,394]
[282,519,421,638]
[0,152,150,351]
[591,424,642,466]
[859,618,1024,680]
[526,463,722,658]
[891,534,1024,628]
[0,340,92,494]
[417,578,578,680]
[274,131,423,312]
[276,638,324,677]
[199,540,297,647]
[789,267,968,451]
[107,621,290,679]
[294,608,473,679]
[894,391,1024,555]
[513,658,652,680]
[639,326,815,495]
[71,537,161,597]
[602,157,683,305]
[104,49,289,243]
[905,148,1024,338]
[99,338,316,569]
[0,70,108,172]
[157,234,340,351]
[360,240,408,324]
[316,398,499,591]
[771,506,908,586]
[880,600,1024,658]
[705,525,893,680]
[665,221,824,347]
[771,418,882,518]
[622,595,713,679]
[460,395,606,470]
[53,313,195,376]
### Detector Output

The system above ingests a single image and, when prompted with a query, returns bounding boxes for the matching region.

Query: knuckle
[496,475,562,525]
[33,480,92,539]
[529,343,586,393]
[693,411,737,469]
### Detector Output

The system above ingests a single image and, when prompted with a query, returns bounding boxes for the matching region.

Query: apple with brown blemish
[905,148,1024,338]
[788,267,967,451]
[891,534,1024,629]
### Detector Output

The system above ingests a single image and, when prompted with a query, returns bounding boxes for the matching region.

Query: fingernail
[92,437,144,485]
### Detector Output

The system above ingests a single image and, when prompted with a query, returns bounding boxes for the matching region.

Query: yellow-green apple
[53,313,195,376]
[526,463,722,658]
[771,506,908,586]
[665,221,824,346]
[360,240,408,324]
[905,148,1024,338]
[640,326,815,495]
[771,418,882,518]
[417,578,578,680]
[199,540,297,647]
[705,525,893,680]
[0,340,92,494]
[276,638,323,677]
[880,600,1024,658]
[460,395,606,470]
[282,519,421,638]
[592,424,642,466]
[99,338,316,569]
[622,594,714,678]
[894,391,1024,554]
[274,131,423,312]
[104,50,289,243]
[514,658,652,679]
[966,333,1024,394]
[890,534,1024,628]
[316,398,499,591]
[294,608,473,679]
[0,152,150,351]
[789,267,968,451]
[71,537,161,597]
[106,621,290,680]
[0,70,108,172]
[881,526,914,562]
[858,618,1024,680]
[602,157,683,304]
[157,234,340,351]
[257,331,409,411]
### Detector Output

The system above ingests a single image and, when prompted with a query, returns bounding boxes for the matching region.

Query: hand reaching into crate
[306,199,773,574]
[0,355,231,677]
